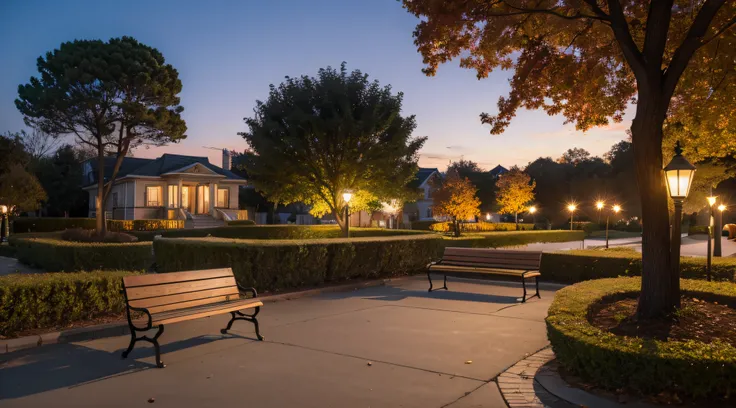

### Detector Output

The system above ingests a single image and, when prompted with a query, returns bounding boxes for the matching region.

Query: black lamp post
[342,190,353,238]
[567,203,576,231]
[605,204,621,249]
[664,142,696,279]
[714,202,725,257]
[0,205,7,243]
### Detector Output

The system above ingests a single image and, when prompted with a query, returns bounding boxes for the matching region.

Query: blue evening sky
[0,0,630,170]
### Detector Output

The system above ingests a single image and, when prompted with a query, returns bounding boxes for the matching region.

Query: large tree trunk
[631,93,679,318]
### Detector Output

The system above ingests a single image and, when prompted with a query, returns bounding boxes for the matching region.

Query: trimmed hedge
[12,236,152,272]
[153,235,444,292]
[107,219,184,232]
[12,217,184,233]
[410,220,437,230]
[442,230,585,248]
[429,221,535,233]
[130,225,427,241]
[540,248,736,283]
[689,225,709,235]
[0,244,16,258]
[226,219,256,226]
[547,277,736,398]
[0,270,137,337]
[12,217,96,233]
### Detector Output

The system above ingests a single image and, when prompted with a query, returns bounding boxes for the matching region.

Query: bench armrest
[237,283,258,299]
[427,260,441,269]
[126,304,153,331]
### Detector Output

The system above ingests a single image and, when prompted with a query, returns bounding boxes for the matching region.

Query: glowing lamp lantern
[613,205,621,214]
[718,204,726,212]
[342,190,354,238]
[663,144,696,201]
[342,191,353,204]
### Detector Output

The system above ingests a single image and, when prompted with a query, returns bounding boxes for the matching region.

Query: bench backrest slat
[440,248,541,270]
[123,268,240,313]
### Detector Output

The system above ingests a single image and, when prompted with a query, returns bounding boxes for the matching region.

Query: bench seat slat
[444,248,541,257]
[430,264,539,277]
[123,268,233,288]
[439,259,540,269]
[151,299,263,326]
[442,254,540,263]
[128,286,241,310]
[126,276,237,301]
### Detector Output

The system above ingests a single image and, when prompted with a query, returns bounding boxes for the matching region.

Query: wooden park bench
[427,248,542,303]
[121,268,264,368]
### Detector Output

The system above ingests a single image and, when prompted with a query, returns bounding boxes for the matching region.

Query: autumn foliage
[431,171,481,237]
[496,167,536,224]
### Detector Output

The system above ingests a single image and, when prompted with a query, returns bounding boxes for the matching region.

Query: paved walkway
[0,276,560,407]
[0,256,43,276]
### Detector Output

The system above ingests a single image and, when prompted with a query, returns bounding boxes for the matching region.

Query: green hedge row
[429,221,535,233]
[153,235,444,292]
[12,236,152,272]
[442,230,585,248]
[0,270,137,337]
[12,217,184,233]
[547,277,736,398]
[540,248,736,283]
[130,225,427,241]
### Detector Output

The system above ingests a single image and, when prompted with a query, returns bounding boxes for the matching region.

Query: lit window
[217,188,229,208]
[167,185,179,208]
[146,186,162,207]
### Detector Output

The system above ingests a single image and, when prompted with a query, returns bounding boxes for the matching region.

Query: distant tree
[683,162,734,214]
[16,129,62,162]
[432,171,481,237]
[0,164,47,214]
[496,167,536,224]
[447,159,482,177]
[403,0,735,317]
[35,145,88,217]
[16,37,187,234]
[240,63,426,236]
[0,132,30,173]
[558,148,592,166]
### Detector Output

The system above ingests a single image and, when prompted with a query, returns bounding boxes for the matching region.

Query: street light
[664,142,696,280]
[596,201,604,224]
[342,190,353,238]
[605,204,622,249]
[0,205,7,243]
[528,206,537,226]
[567,203,577,231]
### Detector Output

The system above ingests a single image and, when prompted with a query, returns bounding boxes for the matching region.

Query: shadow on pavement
[0,333,255,400]
[325,284,520,304]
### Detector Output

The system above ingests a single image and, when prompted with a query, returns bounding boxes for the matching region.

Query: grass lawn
[587,230,641,239]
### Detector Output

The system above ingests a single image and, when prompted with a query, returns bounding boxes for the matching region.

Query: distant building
[489,165,509,178]
[82,152,247,224]
[402,167,440,222]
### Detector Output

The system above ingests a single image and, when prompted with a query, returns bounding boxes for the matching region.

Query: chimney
[222,149,231,170]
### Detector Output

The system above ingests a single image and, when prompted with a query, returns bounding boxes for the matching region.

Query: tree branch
[499,0,610,22]
[606,0,647,80]
[642,0,674,72]
[663,0,728,102]
[701,16,736,46]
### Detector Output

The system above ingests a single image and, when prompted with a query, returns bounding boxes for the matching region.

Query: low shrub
[429,221,535,233]
[727,224,736,239]
[226,219,256,226]
[547,277,736,399]
[0,270,137,337]
[540,248,736,283]
[12,236,152,272]
[60,228,138,243]
[130,225,427,241]
[689,225,710,235]
[153,235,444,292]
[107,219,184,232]
[411,220,437,230]
[442,230,585,249]
[11,217,184,233]
[12,217,96,233]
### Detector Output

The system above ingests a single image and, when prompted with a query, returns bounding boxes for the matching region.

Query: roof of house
[489,165,509,177]
[85,154,244,186]
[408,167,439,188]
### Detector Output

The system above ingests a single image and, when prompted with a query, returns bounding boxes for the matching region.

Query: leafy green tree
[0,164,47,214]
[16,37,186,233]
[496,167,536,224]
[403,0,735,317]
[447,160,498,213]
[558,148,592,166]
[240,64,426,236]
[35,145,89,217]
[0,132,30,173]
[432,171,481,237]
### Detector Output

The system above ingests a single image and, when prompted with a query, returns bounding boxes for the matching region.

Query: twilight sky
[0,0,631,171]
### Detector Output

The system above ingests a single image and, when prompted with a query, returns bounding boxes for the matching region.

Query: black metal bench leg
[443,274,448,290]
[151,325,165,368]
[221,308,265,341]
[522,277,528,303]
[535,276,541,300]
[427,270,433,292]
[427,272,448,292]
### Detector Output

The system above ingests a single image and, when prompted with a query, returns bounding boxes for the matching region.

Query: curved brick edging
[496,347,568,407]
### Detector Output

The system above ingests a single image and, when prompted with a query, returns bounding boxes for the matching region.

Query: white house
[402,168,440,222]
[82,151,247,224]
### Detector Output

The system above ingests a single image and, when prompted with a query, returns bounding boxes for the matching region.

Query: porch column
[209,182,216,216]
[178,179,183,217]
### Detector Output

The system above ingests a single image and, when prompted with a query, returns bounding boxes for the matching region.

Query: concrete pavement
[0,276,559,407]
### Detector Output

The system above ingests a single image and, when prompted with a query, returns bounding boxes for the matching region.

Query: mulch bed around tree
[589,295,736,345]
